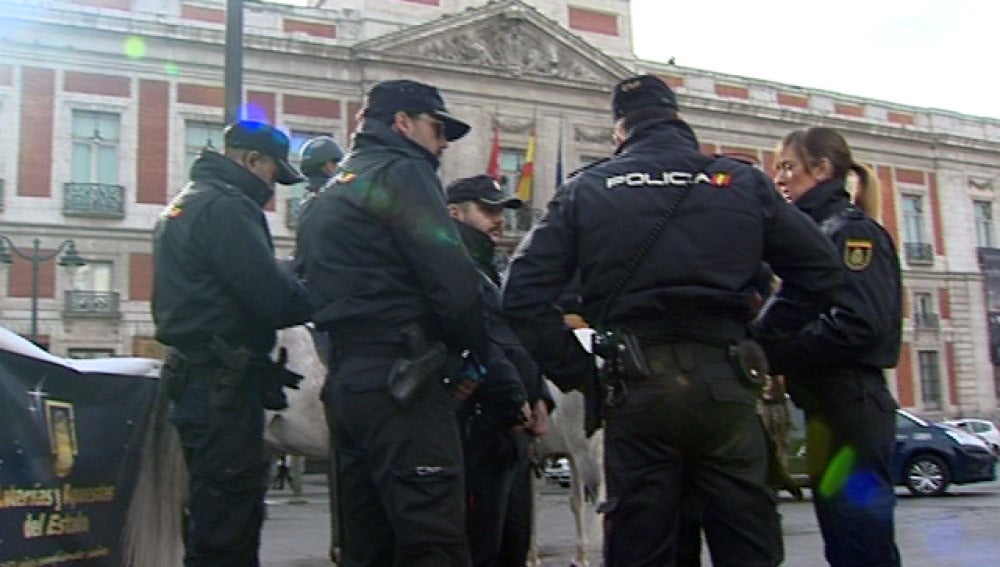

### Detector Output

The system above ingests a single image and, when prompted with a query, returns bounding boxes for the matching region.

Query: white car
[543,457,572,488]
[944,418,1000,453]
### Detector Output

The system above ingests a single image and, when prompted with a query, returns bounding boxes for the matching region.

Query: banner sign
[0,349,158,566]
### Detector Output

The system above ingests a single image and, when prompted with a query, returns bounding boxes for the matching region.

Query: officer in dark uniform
[501,75,846,566]
[754,126,902,567]
[444,175,553,567]
[297,79,488,567]
[297,135,344,224]
[152,120,313,567]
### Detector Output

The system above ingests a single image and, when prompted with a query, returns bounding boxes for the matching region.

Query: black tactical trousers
[170,378,268,567]
[603,342,781,567]
[496,432,534,567]
[330,354,470,567]
[803,369,900,567]
[463,414,521,567]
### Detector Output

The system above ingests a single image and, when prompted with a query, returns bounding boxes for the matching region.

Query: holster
[162,349,189,402]
[386,324,447,408]
[584,327,648,437]
[728,338,769,390]
[207,336,252,408]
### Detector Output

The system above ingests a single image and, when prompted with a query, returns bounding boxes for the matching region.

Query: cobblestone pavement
[261,475,1000,566]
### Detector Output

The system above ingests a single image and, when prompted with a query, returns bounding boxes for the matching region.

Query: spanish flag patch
[166,206,183,219]
[844,238,873,271]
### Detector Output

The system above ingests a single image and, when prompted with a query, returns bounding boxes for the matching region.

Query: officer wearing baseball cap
[152,119,312,566]
[502,75,846,566]
[297,80,486,566]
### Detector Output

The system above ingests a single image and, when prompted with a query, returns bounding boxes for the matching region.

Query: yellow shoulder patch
[844,238,873,271]
[165,205,183,219]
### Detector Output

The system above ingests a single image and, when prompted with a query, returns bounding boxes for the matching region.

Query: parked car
[942,418,1000,454]
[786,408,997,496]
[544,457,572,488]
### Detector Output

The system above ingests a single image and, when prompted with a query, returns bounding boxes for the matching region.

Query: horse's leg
[527,462,542,567]
[568,459,590,567]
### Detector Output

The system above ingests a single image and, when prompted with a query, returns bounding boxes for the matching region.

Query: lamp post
[0,235,86,345]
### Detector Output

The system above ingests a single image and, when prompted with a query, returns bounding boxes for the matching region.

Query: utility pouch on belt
[728,339,768,390]
[162,349,189,402]
[592,328,651,381]
[387,325,447,408]
[208,336,252,408]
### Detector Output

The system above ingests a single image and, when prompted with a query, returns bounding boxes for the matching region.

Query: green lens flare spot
[818,446,856,498]
[123,36,147,59]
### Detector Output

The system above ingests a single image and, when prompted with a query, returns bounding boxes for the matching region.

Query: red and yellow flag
[486,127,501,180]
[515,132,536,201]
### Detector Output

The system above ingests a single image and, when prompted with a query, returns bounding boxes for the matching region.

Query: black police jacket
[502,119,845,391]
[754,178,902,375]
[297,120,488,359]
[152,150,312,354]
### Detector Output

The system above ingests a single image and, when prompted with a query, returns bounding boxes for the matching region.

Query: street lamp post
[0,235,86,345]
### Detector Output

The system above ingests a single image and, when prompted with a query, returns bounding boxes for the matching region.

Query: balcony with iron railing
[63,290,121,318]
[914,312,940,330]
[904,242,934,264]
[63,183,125,218]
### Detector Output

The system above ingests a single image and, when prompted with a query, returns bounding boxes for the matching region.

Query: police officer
[297,79,487,567]
[444,174,551,566]
[152,120,313,567]
[501,75,846,566]
[297,135,344,224]
[754,126,902,567]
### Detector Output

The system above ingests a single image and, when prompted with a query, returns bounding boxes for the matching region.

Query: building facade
[0,0,998,420]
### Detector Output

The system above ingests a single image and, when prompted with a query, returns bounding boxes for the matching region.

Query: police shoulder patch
[844,238,873,271]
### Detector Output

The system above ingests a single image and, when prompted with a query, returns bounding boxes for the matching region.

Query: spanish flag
[486,127,502,181]
[516,132,536,201]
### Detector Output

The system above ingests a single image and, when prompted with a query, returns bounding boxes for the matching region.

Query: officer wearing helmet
[297,135,345,224]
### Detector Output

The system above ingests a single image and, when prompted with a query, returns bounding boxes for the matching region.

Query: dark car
[786,408,997,496]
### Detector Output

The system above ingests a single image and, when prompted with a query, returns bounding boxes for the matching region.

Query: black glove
[273,347,304,389]
[259,348,304,410]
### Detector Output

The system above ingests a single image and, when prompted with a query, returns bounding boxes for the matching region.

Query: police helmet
[299,136,345,176]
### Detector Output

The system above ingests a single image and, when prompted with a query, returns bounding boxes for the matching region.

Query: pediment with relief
[356,1,629,85]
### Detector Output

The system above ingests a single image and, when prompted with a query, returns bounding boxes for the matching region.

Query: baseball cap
[611,75,679,120]
[364,79,471,141]
[446,175,523,209]
[224,121,304,185]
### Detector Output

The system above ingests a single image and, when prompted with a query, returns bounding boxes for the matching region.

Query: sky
[630,0,1000,119]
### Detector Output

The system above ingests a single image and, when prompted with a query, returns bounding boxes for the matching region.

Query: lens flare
[123,36,147,59]
[818,445,855,498]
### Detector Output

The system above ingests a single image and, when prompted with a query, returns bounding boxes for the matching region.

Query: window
[974,200,994,248]
[72,261,113,292]
[918,350,942,411]
[913,292,939,329]
[498,148,533,232]
[72,111,120,184]
[902,195,933,262]
[185,121,224,173]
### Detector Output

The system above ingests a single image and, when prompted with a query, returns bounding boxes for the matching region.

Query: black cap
[224,121,304,185]
[364,79,471,141]
[611,75,679,120]
[446,175,523,209]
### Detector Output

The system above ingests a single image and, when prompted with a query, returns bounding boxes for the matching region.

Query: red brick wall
[137,80,170,204]
[283,19,337,39]
[567,6,618,36]
[761,150,776,175]
[896,343,914,407]
[247,91,275,123]
[8,248,56,298]
[284,95,341,119]
[834,103,864,118]
[178,83,224,107]
[19,68,55,198]
[658,75,684,90]
[63,71,130,97]
[894,167,925,185]
[888,111,915,127]
[715,84,748,99]
[875,165,899,242]
[928,172,944,255]
[182,4,225,24]
[129,253,153,301]
[938,288,951,320]
[777,93,809,109]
